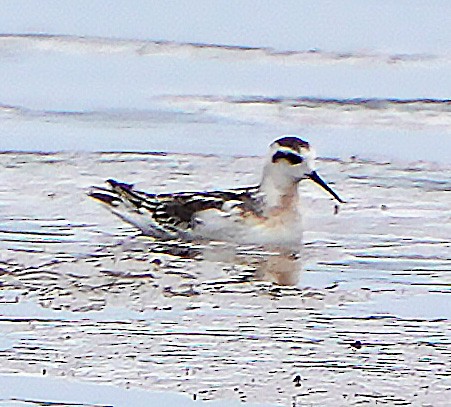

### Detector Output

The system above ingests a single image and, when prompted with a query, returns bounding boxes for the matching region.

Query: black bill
[308,171,344,203]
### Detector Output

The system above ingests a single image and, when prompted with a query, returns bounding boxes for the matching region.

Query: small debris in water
[325,282,339,290]
[293,375,302,387]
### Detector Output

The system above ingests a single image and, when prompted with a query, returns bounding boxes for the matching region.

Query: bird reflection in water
[117,238,304,287]
[253,251,301,286]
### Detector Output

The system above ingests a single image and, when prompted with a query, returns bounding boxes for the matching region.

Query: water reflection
[123,237,304,286]
[253,251,301,285]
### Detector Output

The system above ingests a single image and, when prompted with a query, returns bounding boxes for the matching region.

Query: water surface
[0,152,449,406]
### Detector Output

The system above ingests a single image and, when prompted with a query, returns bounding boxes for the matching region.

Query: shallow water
[0,152,450,406]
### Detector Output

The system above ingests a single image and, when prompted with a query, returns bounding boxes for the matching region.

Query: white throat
[259,163,300,214]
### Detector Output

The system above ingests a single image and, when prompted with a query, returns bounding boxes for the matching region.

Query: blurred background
[1,0,450,162]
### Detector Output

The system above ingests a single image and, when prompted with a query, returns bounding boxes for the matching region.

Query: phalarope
[90,136,343,248]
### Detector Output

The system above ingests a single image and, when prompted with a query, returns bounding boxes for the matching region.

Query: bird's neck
[258,172,300,217]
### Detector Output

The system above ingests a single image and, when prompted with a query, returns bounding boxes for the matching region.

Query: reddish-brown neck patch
[267,183,300,218]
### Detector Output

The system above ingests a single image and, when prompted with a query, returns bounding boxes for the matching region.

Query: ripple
[0,152,450,406]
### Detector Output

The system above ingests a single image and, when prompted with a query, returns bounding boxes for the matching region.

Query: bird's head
[264,136,344,203]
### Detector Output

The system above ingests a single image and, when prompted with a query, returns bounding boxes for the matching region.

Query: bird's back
[90,179,262,240]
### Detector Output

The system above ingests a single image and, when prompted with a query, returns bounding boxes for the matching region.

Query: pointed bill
[308,171,345,203]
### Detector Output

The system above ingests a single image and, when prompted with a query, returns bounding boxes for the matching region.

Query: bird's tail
[89,179,167,238]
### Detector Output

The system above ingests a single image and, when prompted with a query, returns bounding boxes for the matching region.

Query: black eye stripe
[272,151,304,165]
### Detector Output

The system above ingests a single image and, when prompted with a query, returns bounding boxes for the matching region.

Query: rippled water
[0,152,450,406]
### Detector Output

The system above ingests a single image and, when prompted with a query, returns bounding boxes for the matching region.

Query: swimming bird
[89,136,343,248]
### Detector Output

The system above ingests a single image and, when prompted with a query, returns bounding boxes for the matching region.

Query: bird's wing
[90,179,260,237]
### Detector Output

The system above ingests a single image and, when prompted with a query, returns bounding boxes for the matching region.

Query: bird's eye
[272,151,304,165]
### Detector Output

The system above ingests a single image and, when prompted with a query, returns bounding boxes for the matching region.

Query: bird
[89,136,343,249]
